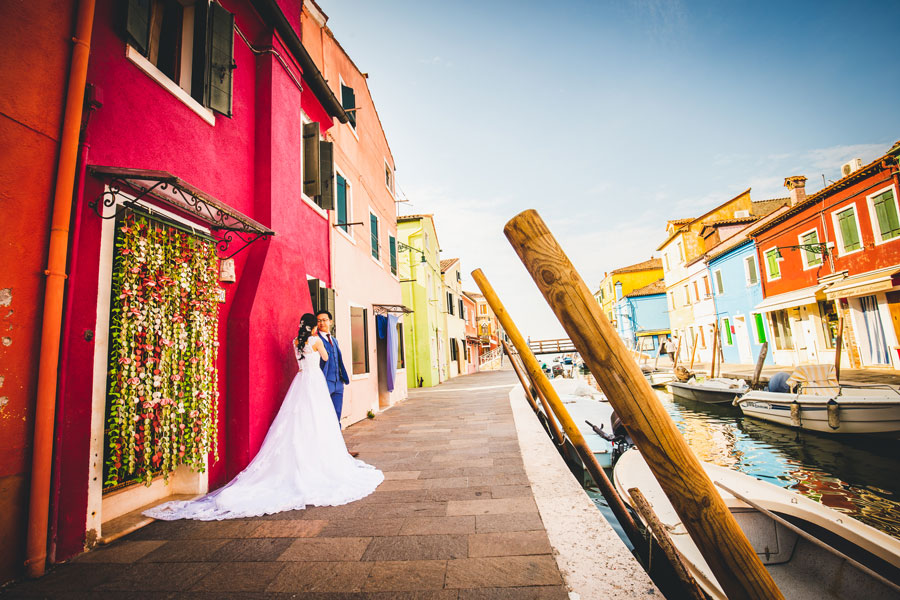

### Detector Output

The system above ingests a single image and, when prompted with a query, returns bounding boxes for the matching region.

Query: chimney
[784,176,807,206]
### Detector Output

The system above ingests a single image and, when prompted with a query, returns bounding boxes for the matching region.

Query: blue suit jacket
[318,332,350,394]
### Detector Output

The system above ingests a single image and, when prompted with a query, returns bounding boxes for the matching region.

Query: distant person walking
[662,337,676,363]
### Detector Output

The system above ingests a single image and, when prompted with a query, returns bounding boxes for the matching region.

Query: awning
[824,268,900,300]
[636,329,670,337]
[87,166,275,258]
[753,284,826,313]
[373,304,413,316]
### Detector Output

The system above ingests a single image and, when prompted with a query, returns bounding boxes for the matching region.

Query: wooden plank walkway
[5,369,578,599]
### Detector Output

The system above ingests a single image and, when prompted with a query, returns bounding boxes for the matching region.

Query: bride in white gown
[144,314,384,520]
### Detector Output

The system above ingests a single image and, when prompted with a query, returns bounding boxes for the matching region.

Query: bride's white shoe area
[144,342,383,521]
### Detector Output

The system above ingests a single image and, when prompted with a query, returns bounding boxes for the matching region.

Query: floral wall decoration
[105,211,220,487]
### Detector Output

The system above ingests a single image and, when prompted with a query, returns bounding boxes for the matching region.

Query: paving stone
[210,537,294,561]
[297,504,362,520]
[318,518,406,538]
[6,564,123,595]
[426,487,491,502]
[356,490,430,504]
[361,534,467,561]
[467,531,552,557]
[445,556,563,588]
[190,562,286,593]
[355,501,447,519]
[467,474,529,487]
[138,538,229,562]
[249,519,327,537]
[182,520,261,538]
[383,470,422,480]
[278,537,372,561]
[475,513,545,533]
[267,561,373,593]
[362,560,448,591]
[457,586,570,599]
[96,562,218,591]
[72,540,166,563]
[377,479,428,491]
[447,497,538,516]
[399,516,476,536]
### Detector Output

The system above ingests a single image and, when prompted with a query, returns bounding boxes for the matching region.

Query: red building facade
[2,0,353,580]
[751,142,900,368]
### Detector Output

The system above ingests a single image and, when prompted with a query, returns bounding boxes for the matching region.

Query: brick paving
[4,369,572,599]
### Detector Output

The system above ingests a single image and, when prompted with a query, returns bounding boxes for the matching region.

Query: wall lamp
[773,241,834,260]
[398,240,427,263]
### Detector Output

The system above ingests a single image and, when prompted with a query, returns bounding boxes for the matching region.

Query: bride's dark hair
[295,313,318,359]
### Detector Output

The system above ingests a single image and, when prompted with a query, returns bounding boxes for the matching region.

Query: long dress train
[143,340,383,520]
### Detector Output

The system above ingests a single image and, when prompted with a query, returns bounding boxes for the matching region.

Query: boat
[642,368,674,388]
[549,379,615,471]
[613,448,900,600]
[667,377,749,404]
[733,365,900,435]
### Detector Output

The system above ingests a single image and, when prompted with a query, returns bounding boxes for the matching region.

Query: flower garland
[105,211,220,487]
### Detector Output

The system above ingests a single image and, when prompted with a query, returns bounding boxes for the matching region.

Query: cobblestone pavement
[4,368,571,599]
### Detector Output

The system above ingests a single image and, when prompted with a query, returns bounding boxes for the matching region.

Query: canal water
[581,375,900,541]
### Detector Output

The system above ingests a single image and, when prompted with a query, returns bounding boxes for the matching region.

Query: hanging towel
[386,314,399,392]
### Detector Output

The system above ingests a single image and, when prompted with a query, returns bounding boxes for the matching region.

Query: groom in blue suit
[315,310,351,422]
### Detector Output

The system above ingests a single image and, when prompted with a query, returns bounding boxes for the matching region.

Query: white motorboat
[614,448,900,600]
[667,377,749,405]
[643,369,674,388]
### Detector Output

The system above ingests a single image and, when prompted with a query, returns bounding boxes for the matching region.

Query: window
[703,275,711,297]
[834,205,862,253]
[692,281,700,302]
[698,326,706,348]
[389,235,397,275]
[369,213,379,260]
[124,0,235,116]
[722,318,733,345]
[478,304,488,316]
[384,161,394,194]
[799,230,822,268]
[869,187,900,243]
[664,253,670,271]
[307,278,335,329]
[447,292,454,315]
[683,285,690,305]
[764,248,781,280]
[818,300,838,349]
[336,174,350,233]
[450,338,458,361]
[770,310,794,350]
[350,306,368,374]
[341,81,356,128]
[669,292,675,309]
[745,255,759,286]
[753,313,767,344]
[302,121,334,209]
[396,321,405,369]
[458,298,464,319]
[677,241,685,263]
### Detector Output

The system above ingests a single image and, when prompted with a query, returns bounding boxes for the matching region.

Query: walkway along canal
[2,368,658,598]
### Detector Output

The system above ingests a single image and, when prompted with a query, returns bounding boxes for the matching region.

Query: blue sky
[321,0,900,338]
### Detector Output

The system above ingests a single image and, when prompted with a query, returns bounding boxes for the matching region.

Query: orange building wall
[0,0,74,583]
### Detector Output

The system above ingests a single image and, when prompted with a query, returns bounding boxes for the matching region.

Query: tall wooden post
[751,342,768,388]
[472,269,643,549]
[502,340,564,444]
[503,210,783,600]
[673,335,682,369]
[503,340,541,414]
[834,317,844,383]
[689,333,699,370]
[710,321,719,379]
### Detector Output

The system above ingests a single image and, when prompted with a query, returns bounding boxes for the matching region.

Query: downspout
[26,0,95,578]
[407,226,424,384]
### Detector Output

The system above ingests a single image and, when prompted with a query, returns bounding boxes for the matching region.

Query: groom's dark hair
[316,310,333,320]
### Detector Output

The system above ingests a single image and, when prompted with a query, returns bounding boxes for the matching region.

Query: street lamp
[773,241,834,260]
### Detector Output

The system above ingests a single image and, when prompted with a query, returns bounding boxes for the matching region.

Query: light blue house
[615,279,671,354]
[706,237,774,365]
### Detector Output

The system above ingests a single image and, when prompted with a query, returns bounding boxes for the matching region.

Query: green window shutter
[874,191,900,240]
[715,270,724,294]
[370,214,379,259]
[302,122,321,198]
[307,278,320,314]
[326,288,336,334]
[801,231,821,265]
[766,250,780,278]
[205,2,235,117]
[336,175,348,232]
[125,0,151,54]
[754,313,767,343]
[746,256,758,285]
[389,236,397,275]
[723,318,732,345]
[341,83,356,127]
[838,208,860,250]
[318,141,334,210]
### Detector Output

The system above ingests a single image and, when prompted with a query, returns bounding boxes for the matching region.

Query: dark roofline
[251,0,348,123]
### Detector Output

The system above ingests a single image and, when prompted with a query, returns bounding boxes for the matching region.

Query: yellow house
[594,258,664,327]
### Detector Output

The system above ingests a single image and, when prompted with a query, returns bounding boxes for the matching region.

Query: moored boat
[613,448,900,600]
[667,377,749,404]
[643,369,674,388]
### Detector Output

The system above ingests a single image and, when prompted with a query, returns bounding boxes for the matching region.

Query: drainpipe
[707,261,721,361]
[26,0,95,578]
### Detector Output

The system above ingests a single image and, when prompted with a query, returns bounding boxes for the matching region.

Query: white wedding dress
[143,339,384,520]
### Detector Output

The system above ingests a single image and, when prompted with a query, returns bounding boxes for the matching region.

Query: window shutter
[326,288,336,334]
[370,214,379,259]
[318,141,334,210]
[341,83,356,127]
[336,175,347,231]
[307,278,320,313]
[302,122,321,198]
[389,236,397,275]
[839,209,860,250]
[125,0,151,54]
[205,2,235,116]
[886,194,900,238]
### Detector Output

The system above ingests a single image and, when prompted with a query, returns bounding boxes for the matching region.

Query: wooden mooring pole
[472,269,644,549]
[503,209,783,600]
[751,342,768,388]
[502,340,564,444]
[503,340,542,414]
[834,317,844,383]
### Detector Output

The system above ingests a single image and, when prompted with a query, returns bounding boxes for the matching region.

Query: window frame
[384,159,395,197]
[722,317,733,345]
[752,313,767,344]
[388,234,397,276]
[798,227,823,269]
[333,167,354,243]
[348,304,370,378]
[713,269,724,295]
[368,209,381,264]
[763,247,781,281]
[683,285,691,305]
[831,203,864,256]
[339,74,358,137]
[703,275,711,297]
[867,184,900,246]
[744,255,759,286]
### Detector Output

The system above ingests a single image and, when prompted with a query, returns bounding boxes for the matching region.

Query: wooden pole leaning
[834,317,844,383]
[472,269,643,548]
[503,340,542,415]
[673,335,683,370]
[503,209,783,600]
[689,333,699,370]
[710,321,719,378]
[503,341,565,444]
[751,342,768,388]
